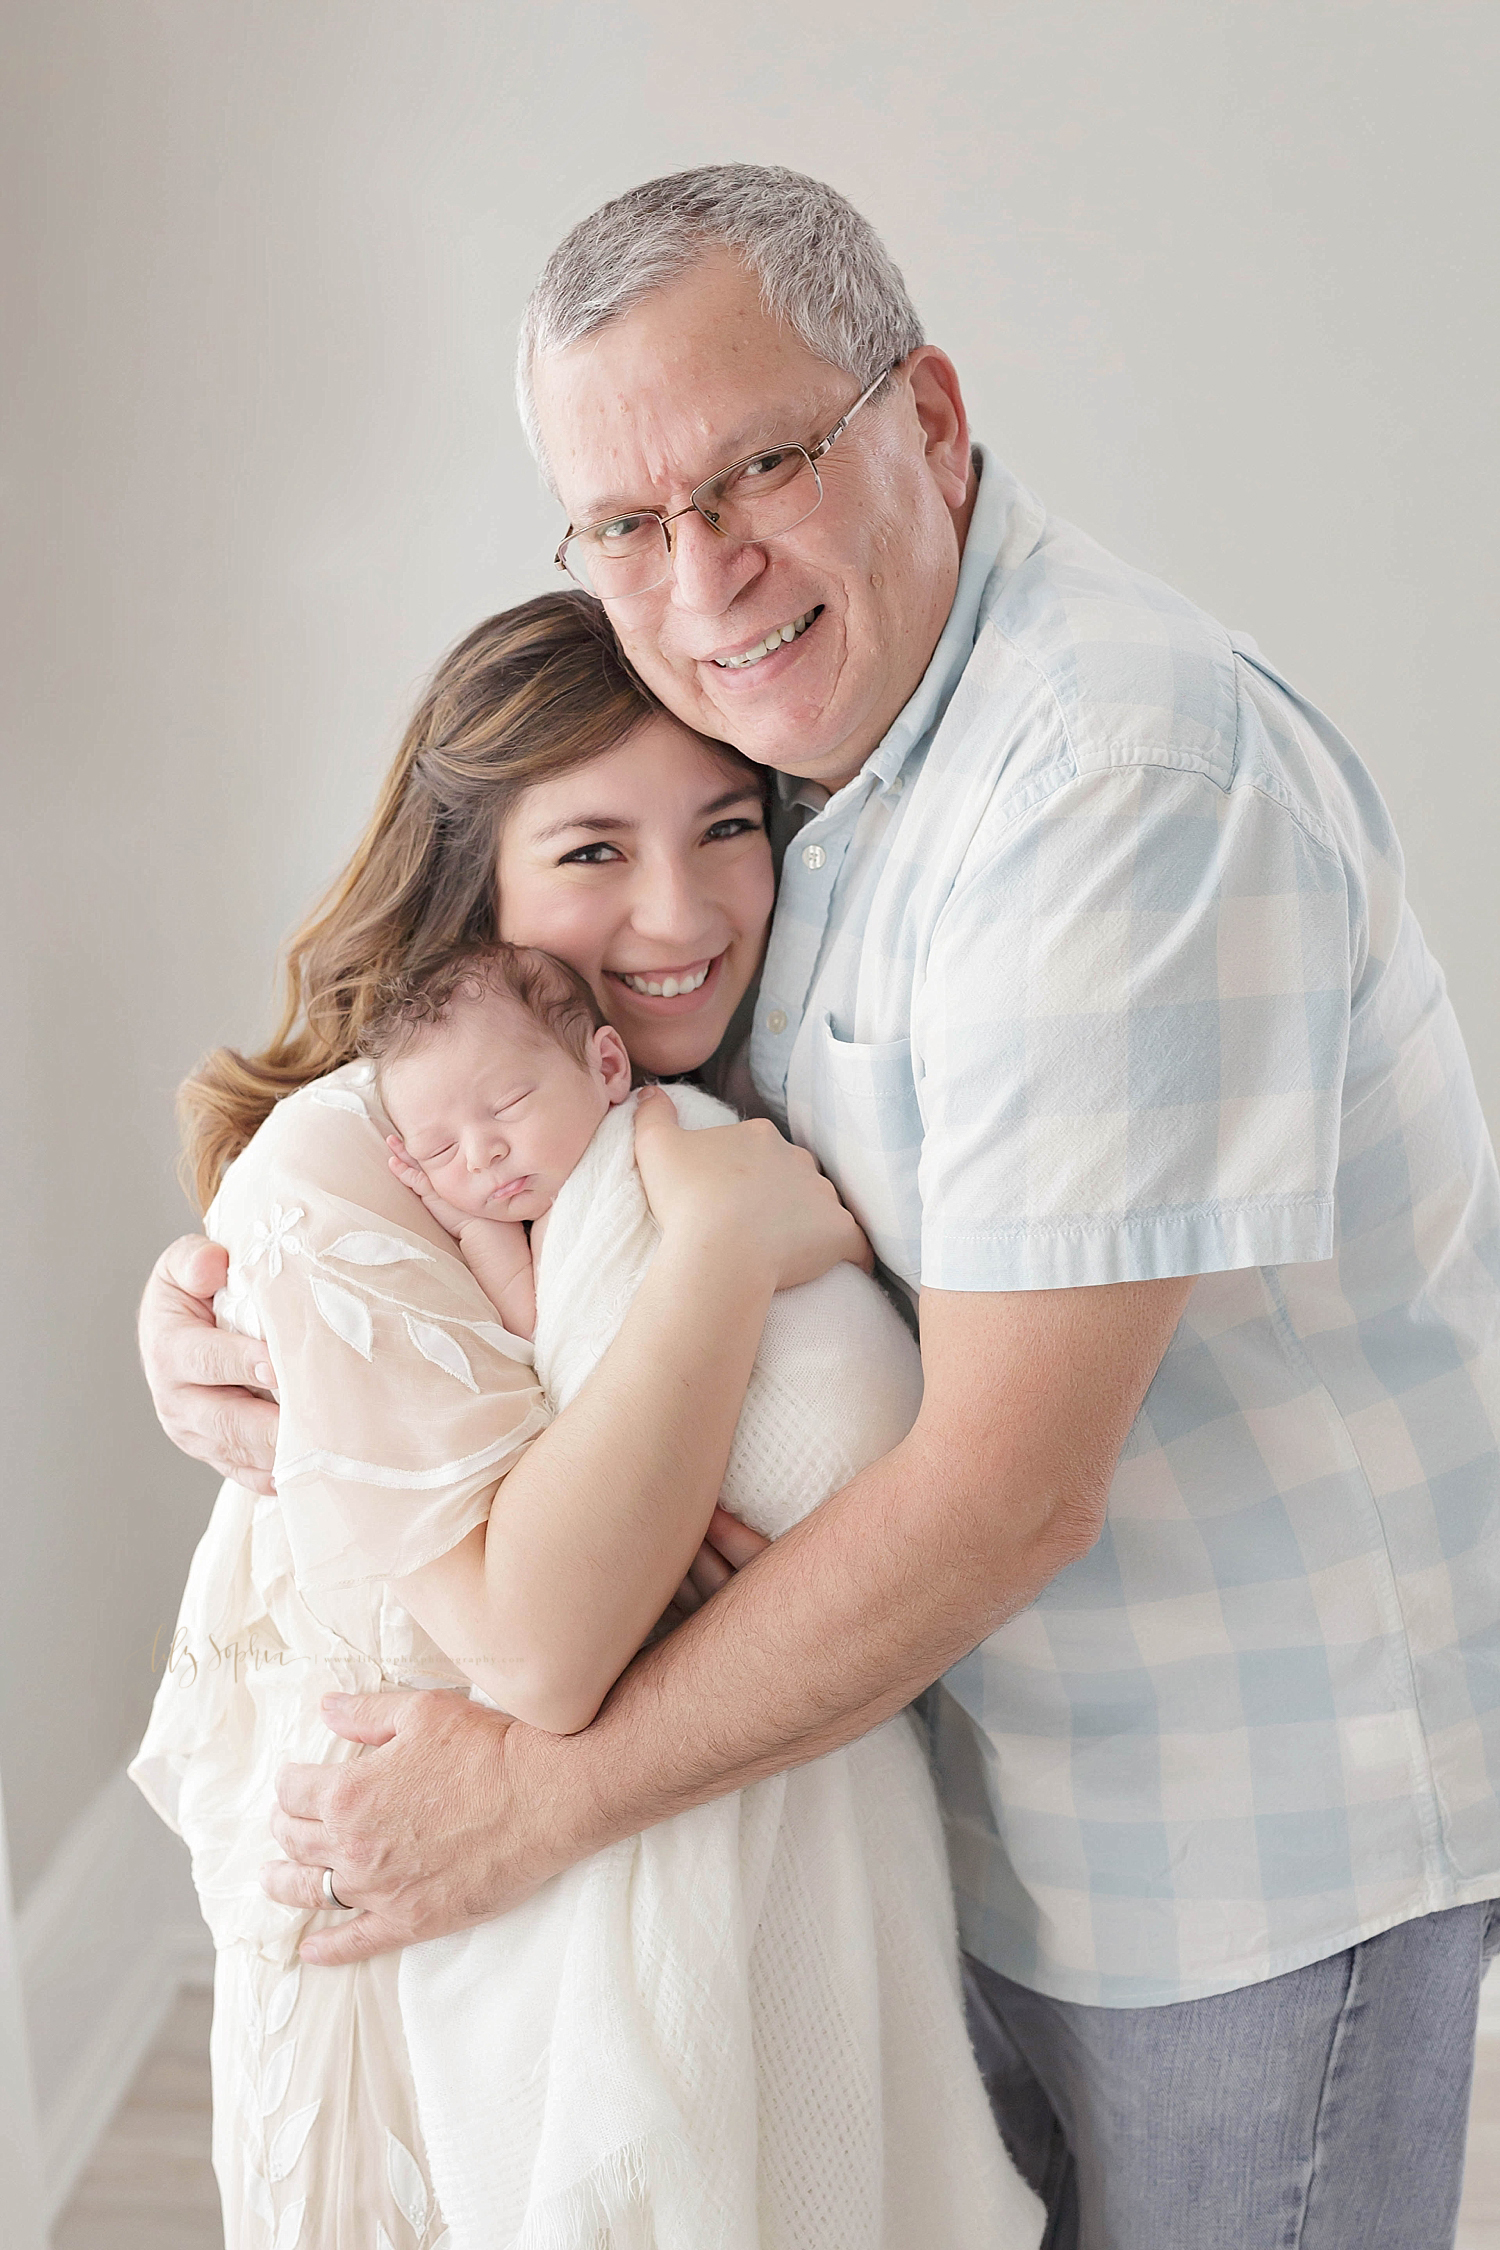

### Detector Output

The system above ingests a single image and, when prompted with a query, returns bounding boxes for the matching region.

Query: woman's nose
[626,856,718,948]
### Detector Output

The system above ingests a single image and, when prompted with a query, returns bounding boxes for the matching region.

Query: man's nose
[666,509,767,615]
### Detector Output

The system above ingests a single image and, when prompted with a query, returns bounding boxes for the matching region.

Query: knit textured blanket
[398,1085,1043,2250]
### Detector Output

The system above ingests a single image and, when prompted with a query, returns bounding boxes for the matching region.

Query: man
[140,166,1500,2245]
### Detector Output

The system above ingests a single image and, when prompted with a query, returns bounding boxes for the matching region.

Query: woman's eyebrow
[528,810,635,844]
[528,785,762,847]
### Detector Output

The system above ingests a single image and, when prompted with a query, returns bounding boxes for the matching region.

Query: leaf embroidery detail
[311,1278,374,1360]
[261,2035,296,2115]
[387,2130,430,2232]
[273,2196,306,2250]
[431,2234,453,2248]
[242,1976,265,2052]
[404,1315,477,1393]
[265,1962,301,2036]
[468,1320,535,1364]
[267,2098,321,2183]
[375,2227,397,2250]
[246,2166,276,2227]
[310,1083,369,1116]
[325,1230,434,1267]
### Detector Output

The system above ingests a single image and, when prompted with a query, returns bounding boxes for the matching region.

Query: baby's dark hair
[358,939,607,1074]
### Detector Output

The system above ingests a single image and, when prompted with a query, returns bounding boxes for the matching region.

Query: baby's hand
[386,1135,476,1239]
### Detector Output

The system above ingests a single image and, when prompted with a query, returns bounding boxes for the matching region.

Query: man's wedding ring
[321,1866,350,1910]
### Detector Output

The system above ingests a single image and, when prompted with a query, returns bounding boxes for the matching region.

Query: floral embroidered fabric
[130,1060,551,2244]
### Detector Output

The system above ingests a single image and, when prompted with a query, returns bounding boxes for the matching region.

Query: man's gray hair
[517,163,924,483]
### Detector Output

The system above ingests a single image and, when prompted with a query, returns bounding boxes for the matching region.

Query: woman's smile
[496,715,774,1079]
[607,952,722,1006]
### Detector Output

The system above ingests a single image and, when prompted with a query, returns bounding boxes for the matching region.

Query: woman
[131,593,1037,2247]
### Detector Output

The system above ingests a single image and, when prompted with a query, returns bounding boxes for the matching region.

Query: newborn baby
[364,943,633,1340]
[368,947,1034,2250]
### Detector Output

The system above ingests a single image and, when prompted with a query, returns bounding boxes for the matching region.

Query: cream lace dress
[131,1061,1041,2250]
[131,1059,550,2249]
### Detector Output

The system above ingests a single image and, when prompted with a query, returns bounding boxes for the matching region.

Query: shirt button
[766,1009,788,1035]
[801,842,827,871]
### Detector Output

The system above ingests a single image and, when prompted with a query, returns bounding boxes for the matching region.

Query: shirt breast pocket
[808,1015,925,1289]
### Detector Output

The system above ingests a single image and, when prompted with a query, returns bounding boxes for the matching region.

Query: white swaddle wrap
[398,1085,1042,2250]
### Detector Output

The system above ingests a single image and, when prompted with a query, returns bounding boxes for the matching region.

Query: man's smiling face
[531,249,976,792]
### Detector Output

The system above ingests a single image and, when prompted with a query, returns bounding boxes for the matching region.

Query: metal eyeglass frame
[554,360,901,597]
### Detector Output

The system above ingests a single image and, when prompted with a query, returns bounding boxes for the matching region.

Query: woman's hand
[632,1088,872,1290]
[656,1505,771,1630]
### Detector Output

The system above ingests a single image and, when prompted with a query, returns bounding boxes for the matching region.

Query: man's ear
[594,1025,635,1103]
[902,346,972,513]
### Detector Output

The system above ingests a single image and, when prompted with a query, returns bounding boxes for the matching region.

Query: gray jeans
[963,1902,1500,2249]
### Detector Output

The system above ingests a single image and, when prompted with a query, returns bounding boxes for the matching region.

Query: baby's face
[381,987,632,1224]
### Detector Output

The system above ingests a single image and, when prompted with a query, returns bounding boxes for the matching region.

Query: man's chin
[698,689,854,781]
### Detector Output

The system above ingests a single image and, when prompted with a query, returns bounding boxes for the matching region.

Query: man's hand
[263,1689,579,1966]
[265,1279,1194,1968]
[138,1236,280,1493]
[268,1512,771,1967]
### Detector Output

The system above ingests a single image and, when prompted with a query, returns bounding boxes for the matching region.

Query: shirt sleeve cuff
[919,1195,1335,1290]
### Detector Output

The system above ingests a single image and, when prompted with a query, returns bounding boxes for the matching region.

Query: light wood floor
[53,1986,221,2250]
[49,1986,1500,2247]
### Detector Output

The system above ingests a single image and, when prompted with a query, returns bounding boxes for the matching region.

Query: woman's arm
[388,1090,866,1734]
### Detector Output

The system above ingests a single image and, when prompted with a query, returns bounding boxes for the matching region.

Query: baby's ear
[594,1024,634,1104]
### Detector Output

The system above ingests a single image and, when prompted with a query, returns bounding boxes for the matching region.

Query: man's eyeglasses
[554,362,899,602]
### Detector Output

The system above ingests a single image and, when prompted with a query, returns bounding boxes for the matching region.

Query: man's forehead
[534,265,848,517]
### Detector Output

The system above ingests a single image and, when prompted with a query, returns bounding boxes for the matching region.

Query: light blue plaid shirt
[750,449,1500,2006]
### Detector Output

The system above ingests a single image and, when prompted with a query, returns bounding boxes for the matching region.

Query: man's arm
[267,1272,1192,1965]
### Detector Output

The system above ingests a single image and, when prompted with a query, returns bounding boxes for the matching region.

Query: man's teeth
[618,962,712,999]
[713,610,817,670]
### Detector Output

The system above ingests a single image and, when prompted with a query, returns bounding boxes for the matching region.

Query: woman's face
[495,712,775,1078]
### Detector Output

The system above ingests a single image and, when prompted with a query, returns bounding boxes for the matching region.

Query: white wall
[2,0,1496,1906]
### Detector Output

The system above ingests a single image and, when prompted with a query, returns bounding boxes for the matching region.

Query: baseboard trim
[18,1765,212,2224]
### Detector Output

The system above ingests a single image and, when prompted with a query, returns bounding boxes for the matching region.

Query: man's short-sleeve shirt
[751,450,1500,2006]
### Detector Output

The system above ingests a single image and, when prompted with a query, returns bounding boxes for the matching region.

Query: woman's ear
[593,1025,635,1104]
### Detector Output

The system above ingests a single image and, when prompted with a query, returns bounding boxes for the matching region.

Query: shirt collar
[860,443,1027,791]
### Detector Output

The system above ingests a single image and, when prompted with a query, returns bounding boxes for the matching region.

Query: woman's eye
[558,841,624,865]
[703,816,763,842]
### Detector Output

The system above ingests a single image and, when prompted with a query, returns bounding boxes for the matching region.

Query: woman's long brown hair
[178,591,661,1213]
